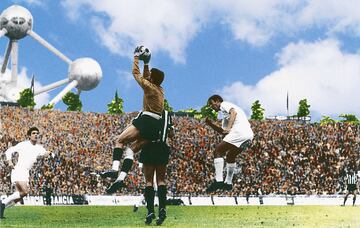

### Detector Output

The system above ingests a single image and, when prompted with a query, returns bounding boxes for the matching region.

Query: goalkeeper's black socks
[156,185,167,225]
[157,185,167,210]
[145,186,155,213]
[111,148,123,170]
[120,158,133,173]
[113,148,123,160]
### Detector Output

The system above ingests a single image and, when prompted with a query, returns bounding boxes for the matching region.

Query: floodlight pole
[27,30,72,65]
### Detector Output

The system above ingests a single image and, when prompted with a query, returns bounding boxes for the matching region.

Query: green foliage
[250,100,265,120]
[339,114,360,124]
[41,104,54,110]
[297,99,310,117]
[62,92,82,111]
[17,88,36,109]
[199,105,217,120]
[107,90,124,114]
[178,108,197,114]
[178,106,217,120]
[164,99,173,112]
[176,108,198,117]
[319,116,336,126]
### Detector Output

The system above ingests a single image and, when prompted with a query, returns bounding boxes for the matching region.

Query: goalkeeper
[101,46,166,194]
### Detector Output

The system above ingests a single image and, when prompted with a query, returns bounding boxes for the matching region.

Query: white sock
[112,160,120,171]
[214,158,224,182]
[153,173,158,191]
[116,171,127,181]
[225,163,236,184]
[3,191,21,206]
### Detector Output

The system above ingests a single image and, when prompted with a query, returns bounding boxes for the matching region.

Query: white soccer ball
[139,46,151,61]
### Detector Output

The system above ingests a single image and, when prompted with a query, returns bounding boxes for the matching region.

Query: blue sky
[1,0,360,120]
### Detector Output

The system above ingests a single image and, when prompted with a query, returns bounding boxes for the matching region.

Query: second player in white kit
[205,95,253,193]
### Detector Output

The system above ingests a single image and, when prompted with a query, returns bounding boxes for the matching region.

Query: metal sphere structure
[0,5,103,107]
[0,5,33,40]
[69,58,102,91]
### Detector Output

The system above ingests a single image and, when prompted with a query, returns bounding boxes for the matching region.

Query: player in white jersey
[205,95,254,192]
[0,127,51,219]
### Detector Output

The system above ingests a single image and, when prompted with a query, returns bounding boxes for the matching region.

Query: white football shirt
[5,140,47,171]
[220,101,254,141]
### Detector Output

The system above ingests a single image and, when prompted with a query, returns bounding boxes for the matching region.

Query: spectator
[0,107,358,197]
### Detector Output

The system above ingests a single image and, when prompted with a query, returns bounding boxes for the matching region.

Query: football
[138,46,151,63]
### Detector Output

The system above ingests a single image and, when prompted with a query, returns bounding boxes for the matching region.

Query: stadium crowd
[0,107,359,197]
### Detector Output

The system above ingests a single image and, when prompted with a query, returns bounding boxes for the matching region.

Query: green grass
[0,205,359,227]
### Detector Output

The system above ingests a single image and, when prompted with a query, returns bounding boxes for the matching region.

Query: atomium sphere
[0,5,33,40]
[68,58,102,91]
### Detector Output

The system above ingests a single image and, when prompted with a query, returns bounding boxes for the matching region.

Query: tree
[62,92,82,111]
[198,105,217,120]
[17,88,36,109]
[176,106,217,120]
[297,99,310,117]
[319,116,336,126]
[177,108,197,117]
[250,100,265,120]
[339,114,360,124]
[107,90,124,114]
[164,99,173,112]
[41,104,54,110]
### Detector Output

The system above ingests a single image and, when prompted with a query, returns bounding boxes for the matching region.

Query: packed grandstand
[0,107,359,197]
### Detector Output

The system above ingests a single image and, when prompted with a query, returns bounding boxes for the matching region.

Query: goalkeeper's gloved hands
[134,45,144,57]
[139,49,151,64]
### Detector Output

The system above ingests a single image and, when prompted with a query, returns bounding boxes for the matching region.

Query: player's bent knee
[20,191,28,197]
[225,155,236,163]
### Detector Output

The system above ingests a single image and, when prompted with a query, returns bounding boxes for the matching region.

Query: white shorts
[223,130,253,148]
[11,168,30,183]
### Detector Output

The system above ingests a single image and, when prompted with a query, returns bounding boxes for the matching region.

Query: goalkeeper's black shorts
[132,112,162,141]
[139,142,170,165]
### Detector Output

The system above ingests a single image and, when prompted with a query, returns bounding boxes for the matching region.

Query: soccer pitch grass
[0,205,359,227]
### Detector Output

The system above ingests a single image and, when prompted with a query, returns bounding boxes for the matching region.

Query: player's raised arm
[132,45,152,88]
[143,64,150,81]
[132,54,142,83]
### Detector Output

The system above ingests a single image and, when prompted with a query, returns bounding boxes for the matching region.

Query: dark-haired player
[0,127,52,219]
[102,46,166,194]
[205,95,253,192]
[141,109,174,225]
